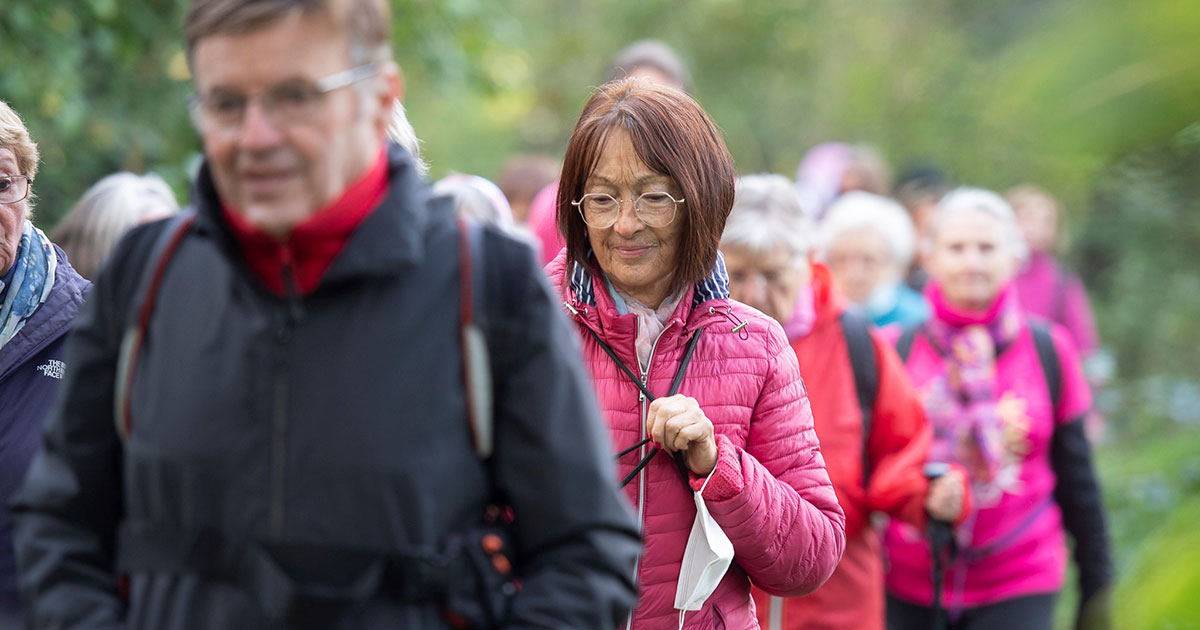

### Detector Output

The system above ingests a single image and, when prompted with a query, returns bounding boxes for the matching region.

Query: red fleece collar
[222,147,389,296]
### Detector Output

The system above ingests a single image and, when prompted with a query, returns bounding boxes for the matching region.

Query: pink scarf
[922,282,1023,506]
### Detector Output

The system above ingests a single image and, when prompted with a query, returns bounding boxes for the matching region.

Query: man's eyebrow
[202,75,312,92]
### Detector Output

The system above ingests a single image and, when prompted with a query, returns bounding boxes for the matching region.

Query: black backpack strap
[114,212,196,442]
[1029,320,1062,414]
[895,324,921,362]
[839,310,878,485]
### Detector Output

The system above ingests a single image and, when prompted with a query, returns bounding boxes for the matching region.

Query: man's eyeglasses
[189,62,380,133]
[0,175,31,205]
[572,191,684,229]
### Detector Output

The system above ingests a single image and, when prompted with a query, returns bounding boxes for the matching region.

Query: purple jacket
[0,246,89,613]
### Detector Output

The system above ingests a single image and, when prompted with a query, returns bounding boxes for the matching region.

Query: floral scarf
[0,220,56,347]
[921,281,1022,507]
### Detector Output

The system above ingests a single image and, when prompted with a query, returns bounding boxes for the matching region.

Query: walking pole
[924,463,953,630]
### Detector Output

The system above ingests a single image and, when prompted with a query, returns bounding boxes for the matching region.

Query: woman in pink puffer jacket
[545,79,846,629]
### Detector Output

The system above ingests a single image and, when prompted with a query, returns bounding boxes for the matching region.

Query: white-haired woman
[819,192,929,329]
[51,172,179,280]
[722,174,967,630]
[883,188,1111,630]
[432,173,515,227]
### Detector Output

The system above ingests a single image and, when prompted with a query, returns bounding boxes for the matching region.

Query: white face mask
[674,474,734,628]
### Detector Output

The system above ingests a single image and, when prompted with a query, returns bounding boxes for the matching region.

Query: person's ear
[372,61,404,137]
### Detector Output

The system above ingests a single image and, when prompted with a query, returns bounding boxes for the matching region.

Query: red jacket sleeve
[863,332,933,530]
[690,338,847,597]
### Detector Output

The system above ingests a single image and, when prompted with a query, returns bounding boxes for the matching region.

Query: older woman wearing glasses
[546,79,845,629]
[0,100,89,625]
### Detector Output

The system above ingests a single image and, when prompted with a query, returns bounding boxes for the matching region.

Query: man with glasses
[0,100,90,628]
[12,1,640,628]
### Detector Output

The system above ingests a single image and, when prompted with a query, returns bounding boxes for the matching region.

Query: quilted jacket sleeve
[689,327,846,597]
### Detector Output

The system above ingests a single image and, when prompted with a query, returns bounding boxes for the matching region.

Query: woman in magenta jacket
[883,188,1112,630]
[545,79,846,629]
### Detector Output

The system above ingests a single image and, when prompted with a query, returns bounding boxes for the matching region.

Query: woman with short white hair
[819,191,929,328]
[884,187,1111,630]
[722,174,967,630]
[51,172,179,280]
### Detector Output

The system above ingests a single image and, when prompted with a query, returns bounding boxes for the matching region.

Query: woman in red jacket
[720,174,969,630]
[546,81,846,629]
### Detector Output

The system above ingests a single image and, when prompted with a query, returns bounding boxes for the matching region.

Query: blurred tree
[0,0,195,221]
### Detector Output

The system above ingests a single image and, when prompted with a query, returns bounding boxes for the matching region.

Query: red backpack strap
[114,213,196,442]
[457,215,493,460]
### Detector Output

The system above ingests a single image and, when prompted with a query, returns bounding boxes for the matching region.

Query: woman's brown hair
[556,79,736,295]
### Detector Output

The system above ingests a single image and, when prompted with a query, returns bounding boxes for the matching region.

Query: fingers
[646,395,719,476]
[925,472,965,522]
[646,395,700,452]
[671,421,708,451]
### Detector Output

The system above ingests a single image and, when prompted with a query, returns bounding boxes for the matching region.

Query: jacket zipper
[768,595,783,630]
[626,319,676,630]
[270,256,301,536]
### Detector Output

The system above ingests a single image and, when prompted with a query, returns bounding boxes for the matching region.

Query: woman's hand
[925,469,967,523]
[646,394,718,476]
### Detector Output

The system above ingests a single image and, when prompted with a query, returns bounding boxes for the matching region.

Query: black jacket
[11,147,640,629]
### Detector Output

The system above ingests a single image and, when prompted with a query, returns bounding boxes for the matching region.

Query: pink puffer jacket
[547,251,845,629]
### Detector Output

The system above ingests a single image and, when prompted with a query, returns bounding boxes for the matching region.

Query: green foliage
[0,0,195,222]
[1096,427,1200,629]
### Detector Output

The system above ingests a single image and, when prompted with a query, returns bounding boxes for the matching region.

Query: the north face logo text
[37,360,65,379]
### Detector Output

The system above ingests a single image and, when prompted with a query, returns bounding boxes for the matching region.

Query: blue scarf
[0,220,56,347]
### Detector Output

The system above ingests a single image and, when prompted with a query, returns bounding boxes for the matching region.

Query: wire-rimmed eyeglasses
[0,175,31,205]
[571,191,684,229]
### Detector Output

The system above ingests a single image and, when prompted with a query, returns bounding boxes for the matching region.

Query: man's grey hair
[184,0,393,67]
[386,100,427,178]
[721,174,814,266]
[926,187,1028,260]
[818,191,916,267]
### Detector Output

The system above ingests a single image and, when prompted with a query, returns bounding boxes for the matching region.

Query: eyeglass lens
[578,192,680,228]
[0,176,29,204]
